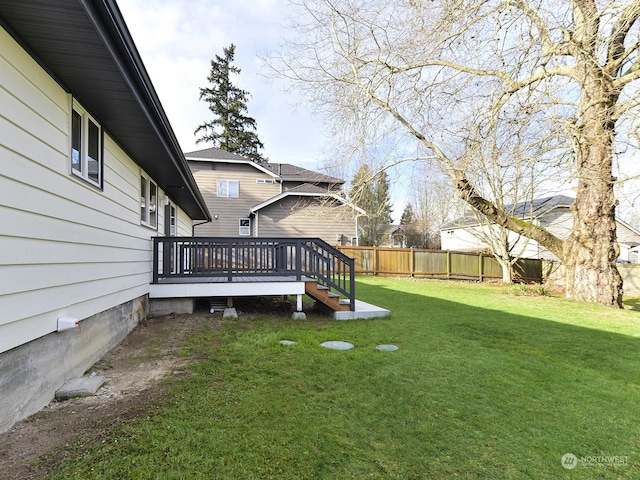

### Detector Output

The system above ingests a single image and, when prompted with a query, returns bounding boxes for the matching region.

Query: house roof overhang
[250,191,366,214]
[0,0,210,221]
[186,155,281,180]
[186,147,345,186]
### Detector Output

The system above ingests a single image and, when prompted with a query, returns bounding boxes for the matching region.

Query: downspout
[192,220,209,236]
[355,213,367,246]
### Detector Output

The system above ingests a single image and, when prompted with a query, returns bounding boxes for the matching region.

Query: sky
[117,0,327,170]
[118,0,640,225]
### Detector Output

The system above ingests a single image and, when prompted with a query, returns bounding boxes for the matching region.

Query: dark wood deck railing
[152,237,355,310]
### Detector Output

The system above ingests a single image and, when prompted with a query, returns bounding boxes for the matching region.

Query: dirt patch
[0,310,221,480]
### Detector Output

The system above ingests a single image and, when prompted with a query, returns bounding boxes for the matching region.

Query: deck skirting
[149,281,306,299]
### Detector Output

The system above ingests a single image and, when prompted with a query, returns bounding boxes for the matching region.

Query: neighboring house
[0,0,210,433]
[440,195,640,262]
[379,225,405,248]
[186,147,365,245]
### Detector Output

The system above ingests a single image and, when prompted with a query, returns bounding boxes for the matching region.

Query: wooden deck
[151,237,357,312]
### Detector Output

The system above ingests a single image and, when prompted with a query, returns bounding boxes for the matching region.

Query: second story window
[71,101,102,188]
[217,180,239,198]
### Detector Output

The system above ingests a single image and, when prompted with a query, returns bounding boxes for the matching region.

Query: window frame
[70,100,103,188]
[140,172,158,229]
[168,203,177,236]
[217,179,240,198]
[239,218,251,236]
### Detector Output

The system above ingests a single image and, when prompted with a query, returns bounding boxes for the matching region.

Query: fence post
[410,248,415,276]
[447,250,451,280]
[478,252,483,282]
[374,246,379,276]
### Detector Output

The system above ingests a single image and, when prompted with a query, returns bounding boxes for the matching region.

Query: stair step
[304,281,350,312]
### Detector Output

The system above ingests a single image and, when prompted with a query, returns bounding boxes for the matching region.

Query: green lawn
[51,278,640,479]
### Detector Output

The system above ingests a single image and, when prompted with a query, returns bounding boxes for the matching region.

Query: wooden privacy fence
[336,246,543,282]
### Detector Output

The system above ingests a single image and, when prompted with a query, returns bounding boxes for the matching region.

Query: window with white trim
[217,180,239,197]
[140,173,158,229]
[239,218,251,236]
[71,102,102,187]
[168,203,177,236]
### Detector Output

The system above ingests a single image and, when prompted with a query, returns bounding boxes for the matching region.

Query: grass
[50,278,640,479]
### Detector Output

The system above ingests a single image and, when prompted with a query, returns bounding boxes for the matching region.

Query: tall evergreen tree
[399,204,421,248]
[195,44,267,162]
[400,204,414,225]
[350,165,393,246]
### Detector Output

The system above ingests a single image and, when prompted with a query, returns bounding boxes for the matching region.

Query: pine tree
[373,170,393,225]
[399,204,423,248]
[400,204,414,225]
[350,165,393,246]
[195,44,267,162]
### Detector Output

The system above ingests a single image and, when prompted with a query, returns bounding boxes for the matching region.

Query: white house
[440,195,640,262]
[0,0,210,433]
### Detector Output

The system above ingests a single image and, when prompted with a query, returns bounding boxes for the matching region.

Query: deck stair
[305,280,351,312]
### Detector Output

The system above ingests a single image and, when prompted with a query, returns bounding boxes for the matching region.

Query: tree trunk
[563,61,623,307]
[497,258,513,283]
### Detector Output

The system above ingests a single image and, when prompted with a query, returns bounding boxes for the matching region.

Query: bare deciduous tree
[269,0,640,307]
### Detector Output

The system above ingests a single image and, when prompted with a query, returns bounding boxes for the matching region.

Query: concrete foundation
[222,307,238,319]
[149,297,195,316]
[0,295,147,434]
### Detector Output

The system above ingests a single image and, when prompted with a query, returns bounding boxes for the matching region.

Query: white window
[140,173,158,229]
[71,102,102,187]
[217,180,239,197]
[239,218,251,236]
[168,204,177,236]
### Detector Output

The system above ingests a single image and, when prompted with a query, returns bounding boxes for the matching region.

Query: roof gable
[251,190,364,214]
[185,147,344,185]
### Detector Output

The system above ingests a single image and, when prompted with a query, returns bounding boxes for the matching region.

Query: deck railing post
[349,257,356,311]
[227,239,233,282]
[295,239,302,281]
[152,237,159,283]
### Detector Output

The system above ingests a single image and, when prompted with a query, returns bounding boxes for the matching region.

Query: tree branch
[450,169,565,259]
[606,0,640,76]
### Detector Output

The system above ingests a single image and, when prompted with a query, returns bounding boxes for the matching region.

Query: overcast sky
[118,0,326,170]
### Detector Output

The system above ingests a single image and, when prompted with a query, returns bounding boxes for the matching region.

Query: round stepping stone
[279,340,297,346]
[320,340,354,350]
[376,344,399,351]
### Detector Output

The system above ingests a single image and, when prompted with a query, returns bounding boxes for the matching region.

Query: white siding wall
[441,222,556,260]
[440,208,582,261]
[0,26,191,353]
[441,206,639,262]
